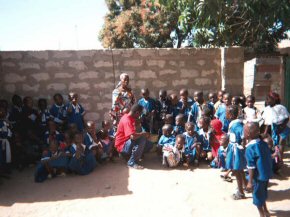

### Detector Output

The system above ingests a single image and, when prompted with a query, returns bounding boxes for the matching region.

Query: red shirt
[115,113,136,152]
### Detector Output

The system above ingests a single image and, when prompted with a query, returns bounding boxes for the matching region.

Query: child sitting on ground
[69,132,97,175]
[157,124,175,156]
[173,114,185,135]
[97,120,115,159]
[245,122,272,217]
[162,134,185,168]
[183,122,201,167]
[198,116,214,162]
[44,120,64,147]
[66,92,85,132]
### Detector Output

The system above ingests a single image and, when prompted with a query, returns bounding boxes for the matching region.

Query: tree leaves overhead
[99,0,290,51]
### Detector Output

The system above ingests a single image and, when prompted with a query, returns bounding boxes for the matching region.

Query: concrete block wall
[0,48,244,123]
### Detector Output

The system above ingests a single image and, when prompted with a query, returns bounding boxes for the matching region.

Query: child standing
[226,105,247,200]
[243,95,261,123]
[245,122,272,217]
[162,134,185,168]
[215,92,231,133]
[66,93,85,132]
[198,116,213,162]
[214,90,225,112]
[50,93,67,131]
[170,93,180,120]
[177,89,194,121]
[138,88,156,133]
[9,94,23,131]
[183,122,201,166]
[37,98,51,136]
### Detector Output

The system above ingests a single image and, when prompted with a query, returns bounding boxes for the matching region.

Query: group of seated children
[0,92,114,183]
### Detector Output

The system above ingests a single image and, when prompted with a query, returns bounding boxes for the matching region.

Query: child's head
[246,95,255,108]
[74,132,83,144]
[102,120,111,131]
[53,93,64,106]
[195,91,204,104]
[49,140,58,153]
[64,131,72,145]
[199,116,211,131]
[0,106,7,119]
[231,96,240,106]
[263,135,273,150]
[159,89,167,101]
[68,123,79,134]
[222,93,231,106]
[201,106,213,119]
[208,92,217,104]
[266,91,280,107]
[68,92,78,105]
[48,120,57,132]
[12,94,23,107]
[175,114,185,126]
[244,122,260,140]
[38,98,47,111]
[23,96,33,108]
[170,93,178,106]
[86,121,96,135]
[226,105,239,120]
[179,89,189,101]
[175,134,185,150]
[0,100,8,112]
[162,124,173,137]
[164,114,174,125]
[220,134,229,148]
[185,122,196,136]
[141,88,150,100]
[217,90,225,101]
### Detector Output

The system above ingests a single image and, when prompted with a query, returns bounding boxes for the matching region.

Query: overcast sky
[0,0,108,51]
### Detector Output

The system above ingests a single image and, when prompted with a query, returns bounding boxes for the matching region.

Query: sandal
[232,192,245,200]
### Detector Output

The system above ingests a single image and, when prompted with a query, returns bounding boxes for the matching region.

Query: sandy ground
[0,149,290,217]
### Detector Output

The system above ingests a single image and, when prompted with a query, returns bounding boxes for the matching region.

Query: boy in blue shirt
[138,88,156,133]
[50,93,67,132]
[173,114,185,135]
[177,89,194,121]
[157,124,175,156]
[245,122,272,217]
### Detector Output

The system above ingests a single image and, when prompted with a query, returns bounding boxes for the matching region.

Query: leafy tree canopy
[99,0,290,52]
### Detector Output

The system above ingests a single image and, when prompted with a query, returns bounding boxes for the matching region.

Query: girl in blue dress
[215,93,231,132]
[66,93,85,132]
[226,105,247,200]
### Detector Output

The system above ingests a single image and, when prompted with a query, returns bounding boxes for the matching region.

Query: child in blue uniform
[177,89,194,121]
[138,88,156,133]
[217,134,229,171]
[156,90,172,133]
[97,120,115,160]
[198,116,214,162]
[66,92,85,132]
[215,92,231,132]
[189,91,214,130]
[157,124,175,155]
[69,132,97,175]
[37,98,51,136]
[0,106,12,173]
[183,122,201,166]
[245,122,272,217]
[84,121,103,161]
[170,93,180,120]
[173,114,185,135]
[44,120,64,147]
[50,93,67,132]
[226,105,247,200]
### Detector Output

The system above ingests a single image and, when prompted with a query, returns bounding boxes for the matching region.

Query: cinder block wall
[0,48,244,123]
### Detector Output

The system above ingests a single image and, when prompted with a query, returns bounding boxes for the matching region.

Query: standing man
[115,104,149,169]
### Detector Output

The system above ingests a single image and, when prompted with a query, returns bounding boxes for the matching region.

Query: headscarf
[211,119,223,136]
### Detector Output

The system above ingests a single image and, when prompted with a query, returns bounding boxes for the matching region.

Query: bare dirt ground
[1,149,290,217]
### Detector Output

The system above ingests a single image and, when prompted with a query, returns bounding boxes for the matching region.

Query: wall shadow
[0,159,131,207]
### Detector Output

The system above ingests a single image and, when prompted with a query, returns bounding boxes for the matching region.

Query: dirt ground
[1,149,290,217]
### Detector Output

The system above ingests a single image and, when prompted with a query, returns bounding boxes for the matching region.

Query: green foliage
[99,0,290,51]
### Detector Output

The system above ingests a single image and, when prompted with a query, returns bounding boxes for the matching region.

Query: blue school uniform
[39,109,51,127]
[215,103,230,132]
[138,97,156,132]
[158,135,175,147]
[271,123,290,146]
[68,144,97,175]
[174,125,185,135]
[198,129,211,151]
[50,104,67,124]
[246,139,273,207]
[183,132,200,161]
[0,120,12,165]
[177,98,194,121]
[217,146,226,169]
[226,119,246,170]
[44,130,64,146]
[84,132,99,151]
[66,103,85,132]
[8,106,22,129]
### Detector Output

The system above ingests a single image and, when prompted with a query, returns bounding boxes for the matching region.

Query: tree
[99,0,290,52]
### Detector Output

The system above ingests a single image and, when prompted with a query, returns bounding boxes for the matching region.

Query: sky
[0,0,108,51]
